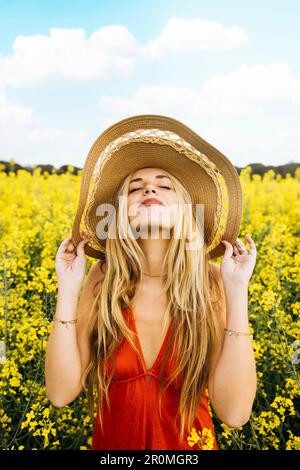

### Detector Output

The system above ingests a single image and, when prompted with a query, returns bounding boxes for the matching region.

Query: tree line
[0,159,299,178]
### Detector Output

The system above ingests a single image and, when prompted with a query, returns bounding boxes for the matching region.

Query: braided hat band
[71,114,243,260]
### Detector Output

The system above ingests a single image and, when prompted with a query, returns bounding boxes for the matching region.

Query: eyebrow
[129,175,171,184]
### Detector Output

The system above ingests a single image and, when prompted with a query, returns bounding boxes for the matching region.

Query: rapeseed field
[0,166,299,450]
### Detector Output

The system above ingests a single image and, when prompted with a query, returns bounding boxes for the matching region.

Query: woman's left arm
[208,233,258,428]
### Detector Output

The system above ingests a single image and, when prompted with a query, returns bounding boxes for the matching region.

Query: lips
[141,198,164,206]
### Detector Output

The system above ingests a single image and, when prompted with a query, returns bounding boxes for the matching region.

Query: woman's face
[127,167,179,237]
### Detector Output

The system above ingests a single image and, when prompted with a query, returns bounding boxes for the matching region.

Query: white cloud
[99,62,300,121]
[0,127,90,167]
[99,86,200,116]
[0,91,33,127]
[0,17,249,86]
[97,62,300,167]
[27,128,87,143]
[0,87,89,165]
[0,26,141,86]
[148,17,249,53]
[201,62,300,103]
[98,84,262,120]
[222,130,300,166]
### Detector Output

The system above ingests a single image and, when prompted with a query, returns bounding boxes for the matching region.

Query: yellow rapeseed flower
[187,427,215,450]
[1,164,299,450]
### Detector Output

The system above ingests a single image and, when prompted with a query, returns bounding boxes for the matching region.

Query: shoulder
[89,259,107,278]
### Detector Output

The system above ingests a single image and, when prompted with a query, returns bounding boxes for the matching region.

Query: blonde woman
[45,115,257,450]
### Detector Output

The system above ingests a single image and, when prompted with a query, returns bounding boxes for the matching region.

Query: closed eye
[129,186,172,194]
[129,188,141,193]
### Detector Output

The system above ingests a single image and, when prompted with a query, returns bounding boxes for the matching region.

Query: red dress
[91,306,219,450]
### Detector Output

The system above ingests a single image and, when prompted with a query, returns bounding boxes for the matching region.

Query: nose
[143,185,156,195]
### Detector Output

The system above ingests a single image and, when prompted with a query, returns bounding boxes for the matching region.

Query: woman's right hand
[55,235,91,294]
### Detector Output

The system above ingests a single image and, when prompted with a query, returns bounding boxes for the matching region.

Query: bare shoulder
[88,259,107,280]
[86,260,107,291]
[80,259,107,299]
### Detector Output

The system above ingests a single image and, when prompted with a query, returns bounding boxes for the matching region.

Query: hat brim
[72,114,243,260]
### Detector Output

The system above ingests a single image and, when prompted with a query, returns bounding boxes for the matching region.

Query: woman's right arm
[44,235,103,408]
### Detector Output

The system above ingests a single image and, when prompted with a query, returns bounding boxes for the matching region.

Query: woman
[45,115,257,450]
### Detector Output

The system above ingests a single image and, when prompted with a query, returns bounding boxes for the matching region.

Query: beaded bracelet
[224,328,253,340]
[53,318,78,329]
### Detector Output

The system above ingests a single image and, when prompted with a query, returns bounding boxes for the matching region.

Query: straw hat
[71,114,243,260]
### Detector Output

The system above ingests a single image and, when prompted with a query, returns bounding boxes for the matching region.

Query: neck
[142,271,166,277]
[138,237,169,277]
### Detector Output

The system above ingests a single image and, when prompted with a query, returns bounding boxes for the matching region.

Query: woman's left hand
[220,233,257,288]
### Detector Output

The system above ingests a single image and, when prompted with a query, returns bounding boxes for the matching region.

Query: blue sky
[0,0,299,168]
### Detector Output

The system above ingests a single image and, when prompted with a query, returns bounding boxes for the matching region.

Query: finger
[231,244,242,262]
[75,238,91,257]
[59,236,73,249]
[58,237,74,253]
[66,241,76,252]
[236,237,248,253]
[245,234,257,256]
[63,242,76,254]
[233,245,239,256]
[62,252,76,259]
[221,239,233,258]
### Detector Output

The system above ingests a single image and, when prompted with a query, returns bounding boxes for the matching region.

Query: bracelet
[224,328,253,339]
[53,318,78,329]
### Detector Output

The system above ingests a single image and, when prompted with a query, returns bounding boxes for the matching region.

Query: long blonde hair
[83,168,225,443]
